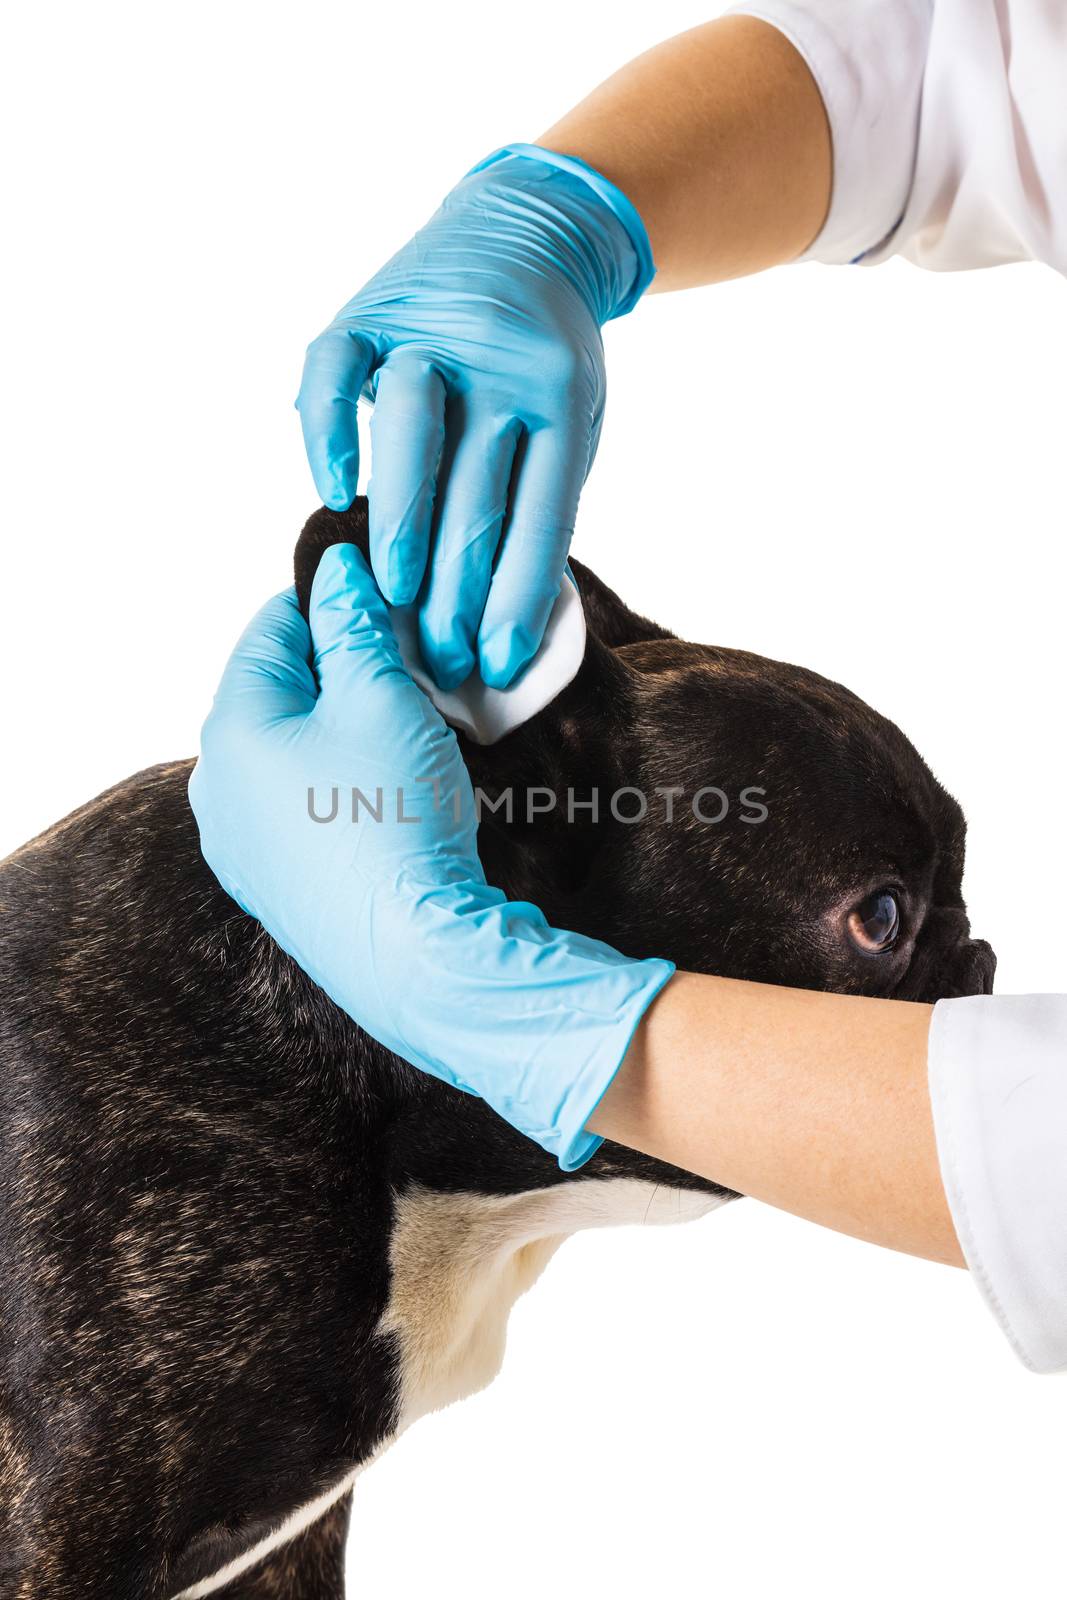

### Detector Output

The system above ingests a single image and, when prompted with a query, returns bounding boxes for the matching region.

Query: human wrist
[463,143,656,319]
[379,882,675,1170]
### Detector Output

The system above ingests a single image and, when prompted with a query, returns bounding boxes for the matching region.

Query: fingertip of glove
[310,541,370,614]
[424,649,476,695]
[322,482,356,513]
[478,620,536,689]
[383,574,421,613]
[372,541,422,610]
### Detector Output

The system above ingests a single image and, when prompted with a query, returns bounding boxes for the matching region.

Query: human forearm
[537,16,832,291]
[592,972,964,1267]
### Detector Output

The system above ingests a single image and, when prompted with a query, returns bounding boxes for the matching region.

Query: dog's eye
[848,890,900,953]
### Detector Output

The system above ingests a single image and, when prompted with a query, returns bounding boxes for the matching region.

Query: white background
[3,3,1065,1597]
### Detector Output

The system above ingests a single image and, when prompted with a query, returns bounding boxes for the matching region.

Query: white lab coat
[730,0,1067,1372]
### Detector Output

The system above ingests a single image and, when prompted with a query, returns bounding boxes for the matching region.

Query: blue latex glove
[296,144,654,693]
[188,543,673,1170]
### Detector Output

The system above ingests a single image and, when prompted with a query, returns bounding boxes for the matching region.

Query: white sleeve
[727,0,1067,272]
[929,995,1067,1374]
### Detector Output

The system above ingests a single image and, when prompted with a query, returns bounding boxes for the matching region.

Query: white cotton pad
[389,571,586,745]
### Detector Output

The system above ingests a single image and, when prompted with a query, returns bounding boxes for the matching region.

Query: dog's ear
[293,502,372,617]
[293,501,655,916]
[293,502,675,650]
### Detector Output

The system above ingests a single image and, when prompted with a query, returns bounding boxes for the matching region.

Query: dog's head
[295,502,994,1014]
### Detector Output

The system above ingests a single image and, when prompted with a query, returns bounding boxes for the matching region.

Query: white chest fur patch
[379,1177,727,1430]
[174,1177,723,1598]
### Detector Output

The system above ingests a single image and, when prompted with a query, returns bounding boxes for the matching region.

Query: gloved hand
[296,144,654,693]
[188,543,673,1170]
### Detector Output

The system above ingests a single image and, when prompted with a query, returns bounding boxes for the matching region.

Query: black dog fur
[0,500,994,1598]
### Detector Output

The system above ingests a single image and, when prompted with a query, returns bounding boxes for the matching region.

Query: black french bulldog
[0,501,994,1599]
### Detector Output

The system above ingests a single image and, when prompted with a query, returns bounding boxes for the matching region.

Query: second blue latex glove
[296,144,654,692]
[188,543,673,1171]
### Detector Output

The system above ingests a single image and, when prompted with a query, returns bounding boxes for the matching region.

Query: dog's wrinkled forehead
[624,635,958,865]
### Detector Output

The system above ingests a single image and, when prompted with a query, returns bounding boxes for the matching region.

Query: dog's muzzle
[896,908,997,1001]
